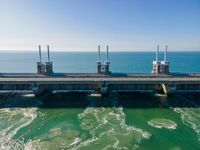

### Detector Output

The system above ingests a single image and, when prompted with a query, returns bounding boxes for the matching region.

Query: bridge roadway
[0,76,200,83]
[0,73,200,95]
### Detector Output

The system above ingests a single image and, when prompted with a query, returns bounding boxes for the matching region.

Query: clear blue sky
[0,0,199,51]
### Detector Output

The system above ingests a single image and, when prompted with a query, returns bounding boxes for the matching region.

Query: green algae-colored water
[0,91,200,150]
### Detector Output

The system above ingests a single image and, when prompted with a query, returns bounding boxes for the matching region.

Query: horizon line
[0,49,199,52]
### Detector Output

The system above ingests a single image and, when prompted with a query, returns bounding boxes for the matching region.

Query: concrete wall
[0,82,200,93]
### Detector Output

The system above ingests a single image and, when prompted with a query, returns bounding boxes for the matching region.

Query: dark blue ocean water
[0,51,199,73]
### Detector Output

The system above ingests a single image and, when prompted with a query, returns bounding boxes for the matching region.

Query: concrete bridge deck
[0,73,200,95]
[0,76,200,83]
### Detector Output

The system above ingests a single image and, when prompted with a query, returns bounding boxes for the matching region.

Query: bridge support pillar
[161,84,176,95]
[100,86,109,94]
[94,81,109,96]
[32,85,50,97]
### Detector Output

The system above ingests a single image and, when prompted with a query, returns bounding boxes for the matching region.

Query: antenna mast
[106,45,109,62]
[39,45,42,63]
[164,45,168,62]
[47,45,50,62]
[156,45,159,62]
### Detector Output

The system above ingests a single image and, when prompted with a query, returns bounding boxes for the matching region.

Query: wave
[174,108,200,142]
[147,118,177,130]
[23,128,83,150]
[0,108,38,150]
[23,93,150,149]
[69,93,151,150]
[0,93,42,150]
[72,106,151,150]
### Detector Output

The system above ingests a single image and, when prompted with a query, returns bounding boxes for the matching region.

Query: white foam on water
[147,118,177,130]
[112,140,119,148]
[48,128,62,138]
[102,144,112,150]
[70,137,99,150]
[22,94,35,98]
[24,140,36,150]
[69,137,82,147]
[0,108,38,150]
[154,93,167,97]
[24,139,58,150]
[0,92,152,149]
[23,124,83,149]
[73,104,151,150]
[88,93,102,97]
[174,108,200,142]
[0,93,42,150]
[94,93,150,149]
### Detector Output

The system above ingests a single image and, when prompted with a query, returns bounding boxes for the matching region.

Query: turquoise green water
[0,92,200,150]
[0,51,200,149]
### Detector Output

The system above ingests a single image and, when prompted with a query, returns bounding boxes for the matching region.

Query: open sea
[0,51,200,150]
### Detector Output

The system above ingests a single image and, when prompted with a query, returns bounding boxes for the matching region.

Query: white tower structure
[104,45,110,74]
[45,45,53,74]
[160,45,170,74]
[37,45,53,75]
[152,45,161,74]
[96,45,102,74]
[96,45,111,75]
[37,45,43,74]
